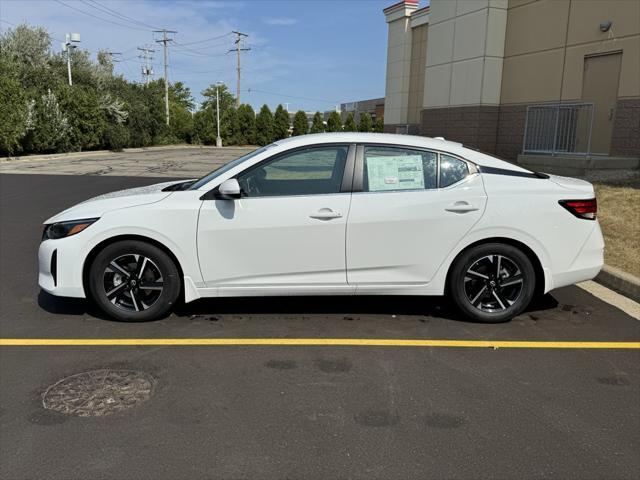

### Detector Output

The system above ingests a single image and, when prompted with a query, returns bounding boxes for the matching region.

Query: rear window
[439,155,469,187]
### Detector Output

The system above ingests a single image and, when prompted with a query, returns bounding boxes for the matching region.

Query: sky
[0,0,408,112]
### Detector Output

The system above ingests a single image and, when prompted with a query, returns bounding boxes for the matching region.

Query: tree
[343,112,357,132]
[0,23,53,89]
[310,111,324,133]
[192,108,215,145]
[169,81,195,110]
[22,90,71,153]
[236,104,256,145]
[96,49,115,81]
[168,82,194,143]
[373,117,384,133]
[326,111,342,132]
[255,104,274,146]
[57,84,106,151]
[0,71,27,155]
[292,111,308,136]
[201,83,235,115]
[221,107,240,145]
[358,112,373,133]
[273,104,290,141]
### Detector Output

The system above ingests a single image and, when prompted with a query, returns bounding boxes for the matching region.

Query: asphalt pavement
[1,173,639,480]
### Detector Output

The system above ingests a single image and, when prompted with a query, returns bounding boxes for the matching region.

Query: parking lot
[1,150,639,479]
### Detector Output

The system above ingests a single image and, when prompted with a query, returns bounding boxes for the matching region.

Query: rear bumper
[38,239,85,298]
[548,221,605,291]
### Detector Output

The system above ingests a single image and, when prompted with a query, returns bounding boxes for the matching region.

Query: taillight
[559,198,597,220]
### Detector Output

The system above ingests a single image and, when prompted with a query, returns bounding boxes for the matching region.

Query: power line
[244,88,338,105]
[80,0,162,31]
[53,0,152,31]
[0,19,67,43]
[178,32,233,46]
[171,48,229,59]
[171,38,234,52]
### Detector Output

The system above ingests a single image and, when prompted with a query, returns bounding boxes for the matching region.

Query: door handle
[310,208,342,220]
[445,202,479,213]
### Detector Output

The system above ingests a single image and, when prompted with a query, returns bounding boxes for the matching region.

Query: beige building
[383,0,640,166]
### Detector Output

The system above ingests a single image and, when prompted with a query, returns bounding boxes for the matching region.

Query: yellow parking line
[0,338,639,348]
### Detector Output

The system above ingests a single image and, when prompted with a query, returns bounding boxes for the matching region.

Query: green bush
[273,104,290,141]
[343,112,357,132]
[103,123,130,151]
[310,111,324,133]
[292,111,308,136]
[255,105,274,146]
[358,112,373,133]
[326,111,342,132]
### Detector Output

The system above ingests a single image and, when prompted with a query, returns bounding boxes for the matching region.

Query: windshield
[189,145,273,190]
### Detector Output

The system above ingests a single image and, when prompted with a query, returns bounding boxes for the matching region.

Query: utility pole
[105,51,122,63]
[154,29,177,125]
[137,45,155,85]
[63,33,81,86]
[228,31,250,107]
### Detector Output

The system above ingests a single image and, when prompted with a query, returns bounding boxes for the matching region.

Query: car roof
[273,133,530,172]
[274,132,462,150]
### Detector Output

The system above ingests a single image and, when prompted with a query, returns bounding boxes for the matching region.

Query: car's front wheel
[448,243,535,323]
[88,240,180,321]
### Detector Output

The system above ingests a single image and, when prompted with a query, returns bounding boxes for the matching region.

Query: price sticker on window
[366,155,425,191]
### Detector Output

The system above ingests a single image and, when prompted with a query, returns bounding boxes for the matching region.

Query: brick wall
[495,105,527,161]
[412,100,638,161]
[420,106,500,154]
[611,98,640,157]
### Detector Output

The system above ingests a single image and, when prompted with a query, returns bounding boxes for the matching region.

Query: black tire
[88,240,180,322]
[448,243,535,323]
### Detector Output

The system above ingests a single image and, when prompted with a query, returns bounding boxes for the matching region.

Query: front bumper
[38,239,85,298]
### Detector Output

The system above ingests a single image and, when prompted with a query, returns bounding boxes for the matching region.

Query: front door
[197,144,354,294]
[582,52,622,154]
[346,146,486,287]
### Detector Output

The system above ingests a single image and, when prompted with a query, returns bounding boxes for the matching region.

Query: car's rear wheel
[448,243,535,323]
[88,240,180,322]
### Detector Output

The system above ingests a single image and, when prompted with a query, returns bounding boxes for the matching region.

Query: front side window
[237,145,349,197]
[189,145,273,190]
[363,146,437,192]
[440,154,469,187]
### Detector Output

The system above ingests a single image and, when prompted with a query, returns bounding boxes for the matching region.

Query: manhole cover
[42,369,154,417]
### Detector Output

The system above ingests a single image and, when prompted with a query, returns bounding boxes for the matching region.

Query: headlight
[42,218,99,240]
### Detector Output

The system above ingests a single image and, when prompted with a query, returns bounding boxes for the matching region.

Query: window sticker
[366,155,425,191]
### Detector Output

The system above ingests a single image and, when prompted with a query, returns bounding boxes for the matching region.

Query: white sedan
[38,133,603,322]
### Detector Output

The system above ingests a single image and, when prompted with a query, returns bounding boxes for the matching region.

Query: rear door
[346,145,487,287]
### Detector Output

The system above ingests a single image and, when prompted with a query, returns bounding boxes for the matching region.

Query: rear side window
[440,154,469,187]
[363,146,437,192]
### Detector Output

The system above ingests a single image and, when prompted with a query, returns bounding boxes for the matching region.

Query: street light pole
[63,33,81,86]
[66,45,72,86]
[216,82,222,148]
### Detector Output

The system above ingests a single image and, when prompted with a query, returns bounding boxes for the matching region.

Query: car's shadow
[38,290,559,324]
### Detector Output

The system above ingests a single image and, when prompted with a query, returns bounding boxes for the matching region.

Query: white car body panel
[197,194,353,293]
[346,174,487,286]
[37,133,604,304]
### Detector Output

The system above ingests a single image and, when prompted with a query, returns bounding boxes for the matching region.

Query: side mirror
[216,178,241,199]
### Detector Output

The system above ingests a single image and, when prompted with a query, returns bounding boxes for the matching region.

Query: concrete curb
[595,265,640,303]
[1,144,257,163]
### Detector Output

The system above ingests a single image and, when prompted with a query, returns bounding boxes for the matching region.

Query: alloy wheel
[103,254,164,312]
[464,254,524,313]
